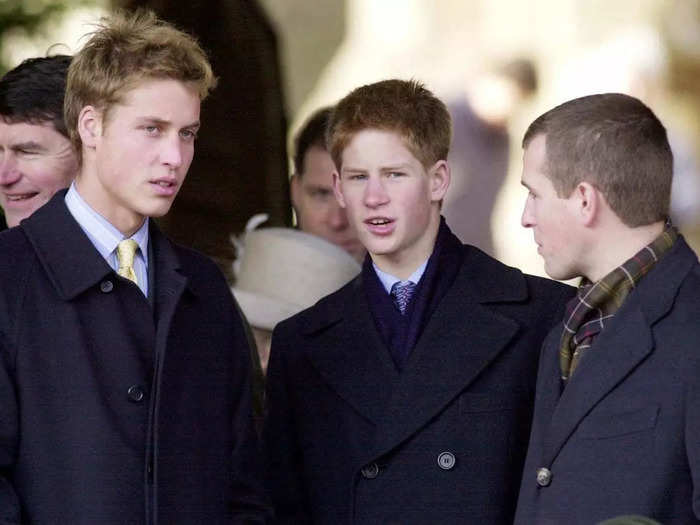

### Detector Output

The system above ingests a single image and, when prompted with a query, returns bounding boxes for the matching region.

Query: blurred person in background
[444,58,538,254]
[290,106,365,262]
[0,55,76,229]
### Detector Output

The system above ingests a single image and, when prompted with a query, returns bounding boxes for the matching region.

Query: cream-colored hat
[231,215,361,330]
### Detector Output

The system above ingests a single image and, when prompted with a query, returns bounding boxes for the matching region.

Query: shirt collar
[64,182,149,265]
[373,258,429,295]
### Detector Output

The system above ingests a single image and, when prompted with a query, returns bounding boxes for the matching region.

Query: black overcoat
[515,237,700,524]
[0,192,268,523]
[264,244,572,524]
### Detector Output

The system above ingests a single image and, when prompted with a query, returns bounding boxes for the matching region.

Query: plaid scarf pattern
[559,225,678,382]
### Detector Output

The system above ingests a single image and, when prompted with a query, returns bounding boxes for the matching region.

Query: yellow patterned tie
[116,239,139,285]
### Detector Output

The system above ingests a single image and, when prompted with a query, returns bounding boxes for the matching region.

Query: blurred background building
[3,0,700,279]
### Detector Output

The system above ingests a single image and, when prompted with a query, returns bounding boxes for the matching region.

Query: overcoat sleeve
[263,323,312,524]
[222,287,272,523]
[684,337,700,520]
[0,334,21,524]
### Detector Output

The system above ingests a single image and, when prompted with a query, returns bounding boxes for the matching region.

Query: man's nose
[161,135,184,168]
[521,197,534,228]
[362,176,389,208]
[0,154,21,186]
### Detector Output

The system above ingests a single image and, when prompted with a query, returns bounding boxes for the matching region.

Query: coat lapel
[370,251,525,458]
[306,277,398,426]
[149,223,188,337]
[542,306,653,465]
[21,191,113,300]
[542,237,698,466]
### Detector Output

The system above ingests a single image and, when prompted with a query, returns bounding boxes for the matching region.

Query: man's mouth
[5,192,38,202]
[366,218,391,225]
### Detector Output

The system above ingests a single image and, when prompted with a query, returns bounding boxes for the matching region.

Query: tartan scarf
[559,225,678,382]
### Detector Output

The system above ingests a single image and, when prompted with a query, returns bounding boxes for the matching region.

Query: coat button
[536,467,552,487]
[361,462,379,479]
[100,280,114,293]
[437,451,456,470]
[127,384,145,403]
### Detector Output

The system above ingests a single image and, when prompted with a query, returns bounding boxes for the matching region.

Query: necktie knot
[391,280,416,315]
[116,239,139,285]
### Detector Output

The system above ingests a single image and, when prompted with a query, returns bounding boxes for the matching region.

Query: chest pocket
[577,404,659,439]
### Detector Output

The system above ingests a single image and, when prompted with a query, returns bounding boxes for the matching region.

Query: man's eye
[311,189,331,198]
[144,126,159,135]
[349,174,366,181]
[180,129,197,140]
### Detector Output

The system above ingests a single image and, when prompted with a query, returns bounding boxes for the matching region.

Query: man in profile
[290,106,365,262]
[515,93,700,524]
[0,55,76,228]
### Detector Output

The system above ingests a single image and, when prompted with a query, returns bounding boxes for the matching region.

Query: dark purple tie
[391,281,417,315]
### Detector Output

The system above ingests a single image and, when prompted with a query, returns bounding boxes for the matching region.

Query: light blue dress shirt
[373,258,429,295]
[65,182,149,297]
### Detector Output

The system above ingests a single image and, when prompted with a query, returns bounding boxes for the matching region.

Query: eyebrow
[11,141,45,152]
[140,117,200,130]
[380,164,411,171]
[341,167,367,175]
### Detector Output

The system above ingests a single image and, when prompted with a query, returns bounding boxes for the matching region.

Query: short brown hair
[293,106,332,176]
[65,9,216,155]
[327,79,451,170]
[523,93,672,227]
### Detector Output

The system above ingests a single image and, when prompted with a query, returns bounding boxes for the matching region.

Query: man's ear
[77,105,102,149]
[332,171,346,208]
[429,160,450,202]
[574,181,599,227]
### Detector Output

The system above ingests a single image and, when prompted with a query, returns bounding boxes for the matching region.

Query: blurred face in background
[0,120,77,227]
[291,145,365,262]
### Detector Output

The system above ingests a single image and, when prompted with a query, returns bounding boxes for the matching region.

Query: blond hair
[65,9,216,155]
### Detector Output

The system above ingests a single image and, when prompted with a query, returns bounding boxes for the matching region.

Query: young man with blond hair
[0,10,267,523]
[263,79,572,524]
[515,93,700,524]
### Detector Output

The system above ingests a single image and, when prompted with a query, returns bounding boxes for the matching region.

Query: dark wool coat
[0,192,268,524]
[515,237,700,525]
[264,241,572,524]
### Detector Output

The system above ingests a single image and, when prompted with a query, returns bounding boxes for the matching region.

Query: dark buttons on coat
[536,467,552,487]
[100,280,114,293]
[437,451,456,470]
[361,462,379,479]
[127,384,145,403]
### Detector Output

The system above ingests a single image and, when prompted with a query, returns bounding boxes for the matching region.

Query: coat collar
[300,245,528,450]
[21,190,195,301]
[22,190,114,300]
[370,247,524,458]
[541,236,698,466]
